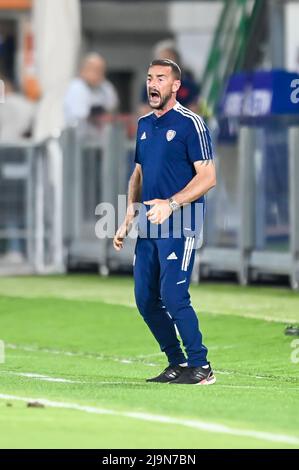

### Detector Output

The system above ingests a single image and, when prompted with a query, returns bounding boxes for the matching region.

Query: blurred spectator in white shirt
[0,77,35,140]
[0,77,35,264]
[64,53,119,127]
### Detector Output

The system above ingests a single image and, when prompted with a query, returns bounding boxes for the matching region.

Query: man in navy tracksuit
[114,59,216,385]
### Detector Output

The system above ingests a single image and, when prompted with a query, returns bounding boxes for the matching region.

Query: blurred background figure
[0,76,35,140]
[64,53,119,128]
[138,39,200,116]
[0,76,35,264]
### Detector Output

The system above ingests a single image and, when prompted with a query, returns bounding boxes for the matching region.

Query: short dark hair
[149,59,181,80]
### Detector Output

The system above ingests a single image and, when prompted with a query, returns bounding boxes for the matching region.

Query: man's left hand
[144,199,172,224]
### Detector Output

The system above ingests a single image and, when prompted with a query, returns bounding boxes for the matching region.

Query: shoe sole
[169,375,217,385]
[196,375,216,385]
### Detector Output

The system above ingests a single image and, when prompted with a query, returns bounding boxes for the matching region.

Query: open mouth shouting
[148,89,161,106]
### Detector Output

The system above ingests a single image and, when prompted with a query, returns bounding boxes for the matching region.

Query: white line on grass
[1,371,78,383]
[214,384,299,391]
[7,343,237,367]
[95,298,299,324]
[6,344,158,367]
[2,371,298,391]
[0,393,298,446]
[7,343,298,384]
[136,353,164,359]
[1,285,296,323]
[0,371,142,386]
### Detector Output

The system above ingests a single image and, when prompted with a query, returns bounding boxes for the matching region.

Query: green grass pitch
[0,275,298,449]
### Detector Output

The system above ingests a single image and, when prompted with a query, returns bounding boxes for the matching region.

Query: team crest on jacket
[166,130,176,141]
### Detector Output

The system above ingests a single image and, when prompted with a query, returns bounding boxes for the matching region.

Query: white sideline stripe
[136,353,164,359]
[0,394,298,446]
[86,295,298,325]
[4,372,77,383]
[7,344,298,384]
[98,300,299,324]
[0,371,141,386]
[6,344,157,367]
[0,291,294,324]
[215,384,299,391]
[2,371,298,391]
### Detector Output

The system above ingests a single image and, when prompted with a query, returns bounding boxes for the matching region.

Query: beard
[148,89,173,110]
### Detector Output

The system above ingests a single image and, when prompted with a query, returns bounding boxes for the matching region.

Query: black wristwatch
[168,197,180,212]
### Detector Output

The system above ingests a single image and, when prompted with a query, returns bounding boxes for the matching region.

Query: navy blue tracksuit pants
[133,236,208,367]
